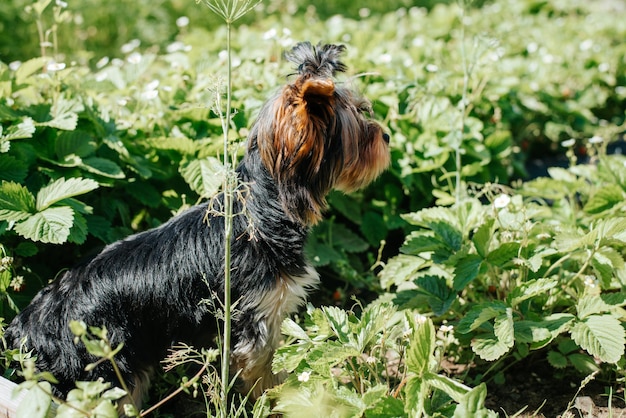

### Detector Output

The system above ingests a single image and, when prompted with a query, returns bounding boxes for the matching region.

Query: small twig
[140,363,209,417]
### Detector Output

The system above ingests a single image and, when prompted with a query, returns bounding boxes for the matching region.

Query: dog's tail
[286,42,347,78]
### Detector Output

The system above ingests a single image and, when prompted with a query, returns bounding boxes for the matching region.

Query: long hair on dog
[5,41,390,408]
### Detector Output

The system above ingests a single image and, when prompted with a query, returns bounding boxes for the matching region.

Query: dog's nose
[383,133,390,143]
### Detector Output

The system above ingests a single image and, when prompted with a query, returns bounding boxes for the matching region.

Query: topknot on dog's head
[285,42,347,79]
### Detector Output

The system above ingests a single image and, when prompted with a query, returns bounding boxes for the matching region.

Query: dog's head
[250,42,390,225]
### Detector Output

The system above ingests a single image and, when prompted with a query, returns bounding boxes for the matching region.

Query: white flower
[440,325,454,333]
[176,16,190,28]
[493,194,511,209]
[380,53,392,64]
[127,52,142,64]
[167,41,189,53]
[297,371,311,382]
[95,57,109,69]
[358,8,371,18]
[46,61,66,72]
[589,135,604,144]
[579,39,593,51]
[10,275,24,292]
[95,72,108,82]
[425,64,438,72]
[141,80,159,100]
[263,28,277,40]
[561,138,576,148]
[583,275,598,288]
[121,39,140,54]
[9,61,21,71]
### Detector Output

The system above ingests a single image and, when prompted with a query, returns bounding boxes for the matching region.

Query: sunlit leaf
[13,206,74,243]
[36,177,99,211]
[570,315,625,363]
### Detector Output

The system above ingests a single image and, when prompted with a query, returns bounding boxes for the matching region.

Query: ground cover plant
[0,0,625,416]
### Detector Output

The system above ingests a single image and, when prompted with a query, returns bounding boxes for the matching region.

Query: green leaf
[328,192,362,223]
[453,383,496,418]
[453,254,483,291]
[471,332,511,361]
[13,206,74,244]
[472,218,494,258]
[406,316,435,375]
[281,318,310,341]
[401,206,457,228]
[55,130,97,158]
[0,155,28,182]
[305,239,342,267]
[80,157,125,179]
[399,275,455,316]
[272,344,307,374]
[485,242,520,267]
[361,384,389,410]
[601,292,626,307]
[331,223,368,253]
[366,395,405,418]
[457,302,507,334]
[322,306,351,344]
[513,321,552,346]
[583,184,624,214]
[307,341,360,373]
[568,353,600,374]
[429,221,462,252]
[16,382,53,418]
[404,376,426,417]
[570,315,625,363]
[576,295,611,319]
[401,232,444,255]
[36,177,99,211]
[0,181,36,219]
[379,254,426,289]
[67,211,88,244]
[354,304,393,351]
[598,218,626,243]
[360,211,387,246]
[43,95,84,131]
[1,117,36,141]
[494,309,515,349]
[506,278,558,307]
[179,157,225,198]
[425,372,471,403]
[15,241,38,257]
[15,57,48,85]
[547,350,568,369]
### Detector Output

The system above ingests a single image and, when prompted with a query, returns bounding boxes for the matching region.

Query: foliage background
[0,0,625,416]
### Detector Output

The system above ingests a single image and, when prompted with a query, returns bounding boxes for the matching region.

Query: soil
[482,360,625,418]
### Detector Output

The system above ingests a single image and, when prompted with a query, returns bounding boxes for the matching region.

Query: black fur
[4,41,390,407]
[4,144,309,397]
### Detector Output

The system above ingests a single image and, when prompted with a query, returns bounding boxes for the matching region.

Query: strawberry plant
[0,0,625,416]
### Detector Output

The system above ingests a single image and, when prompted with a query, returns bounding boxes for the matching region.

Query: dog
[4,41,390,409]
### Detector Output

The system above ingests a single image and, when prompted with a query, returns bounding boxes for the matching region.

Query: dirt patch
[483,360,625,418]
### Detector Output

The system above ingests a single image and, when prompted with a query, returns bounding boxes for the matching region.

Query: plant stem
[456,0,469,205]
[140,363,208,417]
[220,19,234,418]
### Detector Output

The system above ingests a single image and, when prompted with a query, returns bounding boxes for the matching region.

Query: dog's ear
[300,77,335,101]
[252,75,341,225]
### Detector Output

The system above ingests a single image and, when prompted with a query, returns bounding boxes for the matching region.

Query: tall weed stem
[197,0,261,415]
[456,0,469,204]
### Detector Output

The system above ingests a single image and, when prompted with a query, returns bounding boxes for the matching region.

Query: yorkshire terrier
[5,42,390,408]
